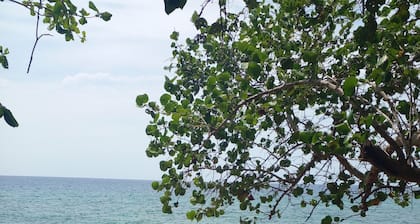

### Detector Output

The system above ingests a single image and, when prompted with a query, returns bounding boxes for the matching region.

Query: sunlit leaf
[343,76,357,96]
[136,94,149,107]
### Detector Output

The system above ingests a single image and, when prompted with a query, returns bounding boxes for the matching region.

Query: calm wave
[0,176,418,223]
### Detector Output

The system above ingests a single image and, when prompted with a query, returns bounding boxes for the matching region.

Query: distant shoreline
[0,175,156,182]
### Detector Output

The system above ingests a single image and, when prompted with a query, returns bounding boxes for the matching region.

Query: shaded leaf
[414,191,420,199]
[397,101,410,115]
[99,12,112,21]
[3,108,18,127]
[321,215,332,224]
[164,0,187,15]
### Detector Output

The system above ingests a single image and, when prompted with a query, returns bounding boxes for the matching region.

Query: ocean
[0,176,419,224]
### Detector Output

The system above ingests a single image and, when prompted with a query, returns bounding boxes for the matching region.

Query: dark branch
[371,121,405,161]
[335,155,364,180]
[360,142,420,183]
[26,0,52,73]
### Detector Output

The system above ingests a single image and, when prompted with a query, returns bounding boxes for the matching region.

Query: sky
[0,0,221,180]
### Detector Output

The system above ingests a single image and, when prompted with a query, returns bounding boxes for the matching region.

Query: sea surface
[0,176,419,224]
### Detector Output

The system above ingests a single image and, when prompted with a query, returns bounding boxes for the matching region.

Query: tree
[0,0,111,127]
[139,0,420,222]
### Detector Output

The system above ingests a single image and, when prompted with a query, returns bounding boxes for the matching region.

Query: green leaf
[194,17,208,29]
[396,101,410,115]
[164,0,187,15]
[299,131,313,144]
[151,181,159,190]
[351,205,359,212]
[3,108,18,127]
[170,31,179,40]
[79,17,87,25]
[79,8,89,16]
[0,55,8,69]
[162,204,172,213]
[335,122,351,135]
[136,94,149,107]
[160,94,171,106]
[321,215,332,224]
[244,0,258,9]
[292,187,304,197]
[100,12,112,21]
[327,182,338,194]
[240,201,247,210]
[55,24,67,34]
[88,1,98,12]
[280,58,293,69]
[414,191,420,199]
[247,62,261,79]
[377,191,387,201]
[343,76,357,96]
[207,76,216,86]
[217,72,230,82]
[186,210,196,220]
[279,159,291,167]
[146,125,159,137]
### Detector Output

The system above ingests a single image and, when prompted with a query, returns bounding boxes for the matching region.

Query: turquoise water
[0,176,419,223]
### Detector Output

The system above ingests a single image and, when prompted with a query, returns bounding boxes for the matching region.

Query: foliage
[141,0,420,222]
[0,103,19,127]
[164,0,187,15]
[0,0,112,127]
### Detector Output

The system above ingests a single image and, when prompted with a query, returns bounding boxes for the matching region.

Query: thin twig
[198,0,211,17]
[304,199,321,222]
[27,0,52,73]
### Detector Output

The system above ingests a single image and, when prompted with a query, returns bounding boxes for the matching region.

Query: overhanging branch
[360,142,420,183]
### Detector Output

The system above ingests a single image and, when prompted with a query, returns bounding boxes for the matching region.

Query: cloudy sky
[0,0,221,180]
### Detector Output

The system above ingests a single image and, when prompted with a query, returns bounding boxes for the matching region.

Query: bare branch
[269,153,328,219]
[26,0,52,73]
[335,155,364,180]
[371,82,407,147]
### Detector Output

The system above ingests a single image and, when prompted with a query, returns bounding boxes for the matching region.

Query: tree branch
[371,121,406,161]
[269,153,327,219]
[371,82,407,148]
[26,0,52,73]
[335,155,364,180]
[360,142,420,183]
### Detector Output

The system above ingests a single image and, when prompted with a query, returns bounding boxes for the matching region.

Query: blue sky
[0,0,221,180]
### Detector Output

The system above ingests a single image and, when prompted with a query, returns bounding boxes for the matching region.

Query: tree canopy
[0,0,111,127]
[140,0,420,222]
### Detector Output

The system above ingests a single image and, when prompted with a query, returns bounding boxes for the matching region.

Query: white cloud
[0,0,227,180]
[0,78,12,88]
[62,72,146,85]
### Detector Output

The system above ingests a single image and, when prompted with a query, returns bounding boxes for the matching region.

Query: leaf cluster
[19,0,112,42]
[143,0,419,222]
